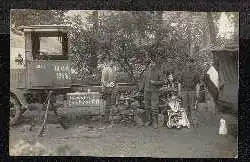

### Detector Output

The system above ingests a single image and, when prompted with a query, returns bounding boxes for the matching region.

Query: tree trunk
[89,10,99,74]
[207,12,216,48]
[154,11,163,62]
[200,13,210,50]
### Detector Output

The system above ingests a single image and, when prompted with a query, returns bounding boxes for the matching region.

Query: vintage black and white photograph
[10,10,238,158]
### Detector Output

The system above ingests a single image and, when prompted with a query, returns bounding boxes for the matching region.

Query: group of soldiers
[101,57,200,129]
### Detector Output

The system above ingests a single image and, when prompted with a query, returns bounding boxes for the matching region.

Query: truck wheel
[10,94,22,126]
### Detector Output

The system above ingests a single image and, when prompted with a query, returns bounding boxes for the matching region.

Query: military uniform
[178,66,200,122]
[141,63,163,128]
[101,64,117,122]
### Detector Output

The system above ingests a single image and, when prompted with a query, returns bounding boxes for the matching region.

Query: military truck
[10,25,138,126]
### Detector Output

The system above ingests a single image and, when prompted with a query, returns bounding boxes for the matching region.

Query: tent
[205,44,238,114]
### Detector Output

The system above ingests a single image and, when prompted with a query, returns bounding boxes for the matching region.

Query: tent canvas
[212,47,238,112]
[207,66,219,89]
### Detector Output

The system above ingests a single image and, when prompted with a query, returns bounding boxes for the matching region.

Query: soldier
[101,57,117,123]
[140,60,163,128]
[178,58,200,126]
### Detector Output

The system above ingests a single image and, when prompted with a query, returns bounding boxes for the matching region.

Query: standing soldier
[140,60,163,128]
[178,58,200,126]
[101,57,117,123]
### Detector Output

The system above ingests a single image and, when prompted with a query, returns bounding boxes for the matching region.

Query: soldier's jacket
[101,65,117,87]
[101,65,118,103]
[178,70,200,91]
[141,67,163,92]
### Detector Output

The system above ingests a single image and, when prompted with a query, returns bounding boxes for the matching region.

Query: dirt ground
[9,104,238,158]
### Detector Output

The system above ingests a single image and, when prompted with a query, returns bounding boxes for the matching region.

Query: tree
[11,10,238,84]
[206,12,239,48]
[206,12,217,48]
[97,11,168,82]
[64,11,101,82]
[95,11,213,80]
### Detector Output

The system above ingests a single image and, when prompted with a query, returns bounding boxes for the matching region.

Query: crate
[66,92,104,115]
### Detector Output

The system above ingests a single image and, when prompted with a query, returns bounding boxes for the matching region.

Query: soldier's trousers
[105,94,112,117]
[181,91,196,119]
[102,87,114,121]
[144,90,159,116]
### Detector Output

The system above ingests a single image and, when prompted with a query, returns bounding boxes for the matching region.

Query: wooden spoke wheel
[167,120,172,128]
[10,94,21,126]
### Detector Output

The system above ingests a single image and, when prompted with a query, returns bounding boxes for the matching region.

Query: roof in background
[22,25,70,32]
[23,24,70,28]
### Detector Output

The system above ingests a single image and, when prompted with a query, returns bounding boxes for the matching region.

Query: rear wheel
[10,94,22,126]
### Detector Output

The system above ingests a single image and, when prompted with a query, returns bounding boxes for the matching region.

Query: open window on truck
[31,31,68,60]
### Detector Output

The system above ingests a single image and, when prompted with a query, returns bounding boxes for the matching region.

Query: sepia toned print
[10,10,238,157]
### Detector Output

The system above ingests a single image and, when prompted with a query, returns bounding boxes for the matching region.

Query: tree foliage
[11,10,238,83]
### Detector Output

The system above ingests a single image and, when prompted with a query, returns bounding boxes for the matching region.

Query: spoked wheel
[173,116,181,129]
[10,94,22,126]
[167,120,172,128]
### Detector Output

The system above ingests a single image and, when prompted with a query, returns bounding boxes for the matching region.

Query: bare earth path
[9,107,237,158]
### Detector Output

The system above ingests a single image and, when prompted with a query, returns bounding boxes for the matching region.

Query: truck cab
[10,25,72,126]
[17,25,72,89]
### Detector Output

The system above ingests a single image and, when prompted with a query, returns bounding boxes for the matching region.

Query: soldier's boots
[152,115,158,129]
[144,111,152,126]
[104,109,111,124]
[144,119,152,126]
[104,114,110,123]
